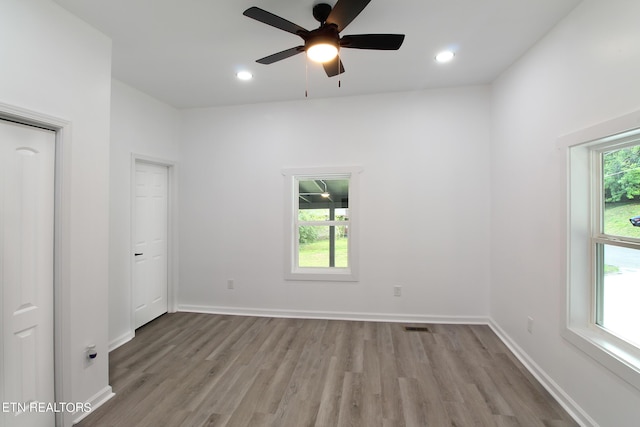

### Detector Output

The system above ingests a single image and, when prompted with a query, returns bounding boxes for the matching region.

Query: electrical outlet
[394,285,402,297]
[227,279,234,290]
[527,316,534,334]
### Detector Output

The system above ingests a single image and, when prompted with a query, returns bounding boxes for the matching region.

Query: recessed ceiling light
[435,50,455,63]
[236,71,253,80]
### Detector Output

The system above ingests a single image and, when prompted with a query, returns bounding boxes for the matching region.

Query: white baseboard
[178,304,488,325]
[488,319,597,427]
[72,385,114,425]
[109,330,135,352]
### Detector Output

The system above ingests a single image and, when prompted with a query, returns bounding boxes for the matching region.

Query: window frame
[561,111,640,391]
[282,166,361,282]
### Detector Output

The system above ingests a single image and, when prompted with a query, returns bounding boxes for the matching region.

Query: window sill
[285,267,358,282]
[563,325,640,391]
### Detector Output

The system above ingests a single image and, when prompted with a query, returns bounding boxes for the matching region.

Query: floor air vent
[404,326,430,332]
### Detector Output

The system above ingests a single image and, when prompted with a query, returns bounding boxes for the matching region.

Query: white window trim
[559,109,640,391]
[282,166,362,282]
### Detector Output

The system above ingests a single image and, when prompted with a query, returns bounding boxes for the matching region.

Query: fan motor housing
[303,24,340,51]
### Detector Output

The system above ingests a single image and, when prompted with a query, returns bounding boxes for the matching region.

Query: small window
[283,167,360,281]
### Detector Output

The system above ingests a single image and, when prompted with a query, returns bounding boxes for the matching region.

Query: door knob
[134,253,143,256]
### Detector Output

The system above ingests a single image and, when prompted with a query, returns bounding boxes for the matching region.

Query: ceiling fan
[243,0,405,77]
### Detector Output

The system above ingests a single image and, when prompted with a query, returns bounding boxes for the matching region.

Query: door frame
[0,102,72,427]
[130,154,178,336]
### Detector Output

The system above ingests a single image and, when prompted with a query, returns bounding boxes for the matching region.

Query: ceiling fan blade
[326,0,371,32]
[323,57,345,77]
[340,34,405,50]
[243,7,309,36]
[256,46,305,64]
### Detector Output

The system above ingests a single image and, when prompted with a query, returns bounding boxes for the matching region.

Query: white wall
[12,0,634,424]
[490,0,640,425]
[0,0,112,424]
[179,86,491,321]
[109,79,180,348]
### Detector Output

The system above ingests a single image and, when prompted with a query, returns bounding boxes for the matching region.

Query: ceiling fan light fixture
[243,3,405,78]
[307,42,339,63]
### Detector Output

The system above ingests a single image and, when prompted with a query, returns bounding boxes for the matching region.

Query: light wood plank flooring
[77,313,577,427]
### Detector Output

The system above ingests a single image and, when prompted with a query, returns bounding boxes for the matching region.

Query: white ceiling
[53,0,581,109]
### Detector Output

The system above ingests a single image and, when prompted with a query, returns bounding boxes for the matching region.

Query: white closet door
[1,119,55,427]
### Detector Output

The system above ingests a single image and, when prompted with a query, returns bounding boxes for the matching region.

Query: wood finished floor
[78,313,578,427]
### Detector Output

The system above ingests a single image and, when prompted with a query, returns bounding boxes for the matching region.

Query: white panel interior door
[1,119,55,427]
[134,162,168,329]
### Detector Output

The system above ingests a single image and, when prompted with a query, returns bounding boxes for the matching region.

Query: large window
[283,167,360,281]
[563,114,640,391]
[595,144,640,348]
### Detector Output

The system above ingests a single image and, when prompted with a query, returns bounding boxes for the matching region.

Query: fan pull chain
[305,56,309,98]
[338,52,341,88]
